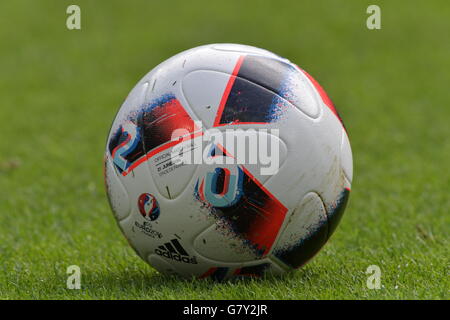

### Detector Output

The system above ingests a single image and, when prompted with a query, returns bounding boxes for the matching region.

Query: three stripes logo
[155,239,198,264]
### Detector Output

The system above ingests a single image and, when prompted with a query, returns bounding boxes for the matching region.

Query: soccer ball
[104,44,353,280]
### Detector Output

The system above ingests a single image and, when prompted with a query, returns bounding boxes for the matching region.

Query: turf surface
[0,0,448,299]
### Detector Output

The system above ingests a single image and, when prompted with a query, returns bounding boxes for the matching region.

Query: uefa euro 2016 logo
[137,193,160,221]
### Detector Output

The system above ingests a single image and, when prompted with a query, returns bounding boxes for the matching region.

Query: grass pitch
[0,0,448,299]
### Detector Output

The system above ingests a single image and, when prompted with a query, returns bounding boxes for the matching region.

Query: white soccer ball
[104,44,353,280]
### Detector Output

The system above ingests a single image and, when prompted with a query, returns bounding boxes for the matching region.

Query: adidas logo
[155,239,198,264]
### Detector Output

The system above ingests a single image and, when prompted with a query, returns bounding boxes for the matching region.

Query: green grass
[0,0,448,299]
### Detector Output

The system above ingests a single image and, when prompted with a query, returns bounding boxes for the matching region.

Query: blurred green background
[0,0,448,299]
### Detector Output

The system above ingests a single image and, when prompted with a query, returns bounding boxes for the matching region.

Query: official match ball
[104,44,353,280]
